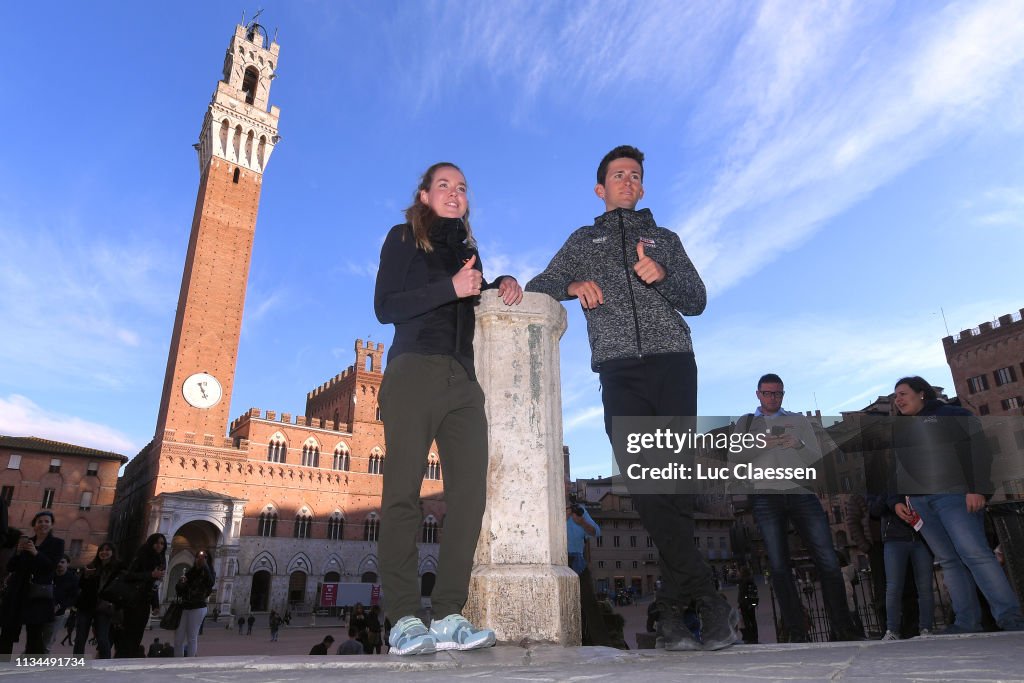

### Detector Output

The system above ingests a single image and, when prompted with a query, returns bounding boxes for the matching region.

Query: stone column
[464,290,581,645]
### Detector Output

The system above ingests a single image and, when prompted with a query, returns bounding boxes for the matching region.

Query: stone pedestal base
[465,564,581,646]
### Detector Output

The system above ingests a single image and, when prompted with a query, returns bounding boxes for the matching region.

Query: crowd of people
[0,513,220,660]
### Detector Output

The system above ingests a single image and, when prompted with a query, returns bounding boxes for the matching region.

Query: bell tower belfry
[154,20,281,443]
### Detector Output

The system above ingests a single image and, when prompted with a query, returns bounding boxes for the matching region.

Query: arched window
[326,512,345,541]
[268,435,286,463]
[425,455,441,481]
[333,445,350,472]
[301,440,320,468]
[258,510,278,537]
[294,509,312,539]
[242,66,259,104]
[367,448,384,475]
[422,516,438,544]
[363,513,380,542]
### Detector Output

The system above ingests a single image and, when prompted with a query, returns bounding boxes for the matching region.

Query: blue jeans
[752,494,855,639]
[73,609,112,658]
[883,538,934,632]
[909,494,1023,630]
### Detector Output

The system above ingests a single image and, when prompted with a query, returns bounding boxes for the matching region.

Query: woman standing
[891,376,1024,633]
[73,543,120,658]
[876,495,934,640]
[174,550,215,656]
[374,162,522,655]
[115,533,166,657]
[0,510,65,655]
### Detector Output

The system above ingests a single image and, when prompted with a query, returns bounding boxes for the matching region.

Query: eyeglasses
[759,391,785,399]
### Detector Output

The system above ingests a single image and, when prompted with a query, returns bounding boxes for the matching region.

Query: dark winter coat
[891,400,992,496]
[74,559,121,612]
[175,563,215,610]
[374,219,509,380]
[526,208,706,370]
[4,532,64,626]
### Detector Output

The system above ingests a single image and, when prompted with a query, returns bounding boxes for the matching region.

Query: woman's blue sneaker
[429,614,496,651]
[388,616,437,655]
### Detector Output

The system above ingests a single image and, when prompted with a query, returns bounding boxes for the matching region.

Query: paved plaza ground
[4,597,1023,682]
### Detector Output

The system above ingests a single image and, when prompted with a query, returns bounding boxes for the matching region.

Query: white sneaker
[918,628,932,637]
[880,630,899,641]
[388,616,437,656]
[429,614,496,651]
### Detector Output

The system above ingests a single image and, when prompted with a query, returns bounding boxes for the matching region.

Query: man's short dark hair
[324,635,335,643]
[597,145,644,185]
[758,373,783,389]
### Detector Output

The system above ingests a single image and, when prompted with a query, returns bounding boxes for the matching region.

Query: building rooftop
[0,434,128,463]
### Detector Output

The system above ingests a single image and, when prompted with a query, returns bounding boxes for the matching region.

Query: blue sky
[2,1,1023,479]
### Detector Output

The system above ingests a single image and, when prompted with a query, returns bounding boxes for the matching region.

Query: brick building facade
[944,308,1024,417]
[110,22,445,617]
[573,479,734,597]
[0,436,126,562]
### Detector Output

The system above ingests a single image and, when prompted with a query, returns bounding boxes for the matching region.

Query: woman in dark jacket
[0,510,65,656]
[115,533,166,657]
[870,493,934,640]
[73,542,120,658]
[174,550,215,656]
[891,376,1024,633]
[374,162,520,655]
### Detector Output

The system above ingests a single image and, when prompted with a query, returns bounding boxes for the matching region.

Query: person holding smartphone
[733,374,864,643]
[0,511,64,657]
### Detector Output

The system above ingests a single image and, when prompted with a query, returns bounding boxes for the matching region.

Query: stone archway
[288,571,307,607]
[250,570,271,612]
[167,519,222,605]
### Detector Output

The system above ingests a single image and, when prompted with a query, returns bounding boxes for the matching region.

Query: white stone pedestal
[464,291,581,646]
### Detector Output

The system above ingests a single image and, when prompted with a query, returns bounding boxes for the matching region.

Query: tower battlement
[943,309,1024,350]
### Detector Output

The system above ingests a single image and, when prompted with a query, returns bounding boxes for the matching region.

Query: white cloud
[564,405,604,432]
[343,262,378,279]
[0,394,136,454]
[967,186,1024,226]
[675,0,1024,292]
[0,214,172,389]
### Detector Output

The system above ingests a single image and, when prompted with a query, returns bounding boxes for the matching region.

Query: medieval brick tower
[112,19,282,584]
[155,22,281,442]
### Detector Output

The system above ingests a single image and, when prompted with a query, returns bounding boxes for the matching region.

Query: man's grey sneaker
[429,614,496,651]
[654,602,701,652]
[696,595,740,651]
[880,630,899,641]
[918,628,932,636]
[388,616,437,655]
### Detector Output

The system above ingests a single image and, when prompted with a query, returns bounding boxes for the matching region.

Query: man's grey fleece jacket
[525,208,706,371]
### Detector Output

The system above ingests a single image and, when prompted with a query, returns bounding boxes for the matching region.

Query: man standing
[734,373,864,642]
[566,492,610,646]
[527,145,737,651]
